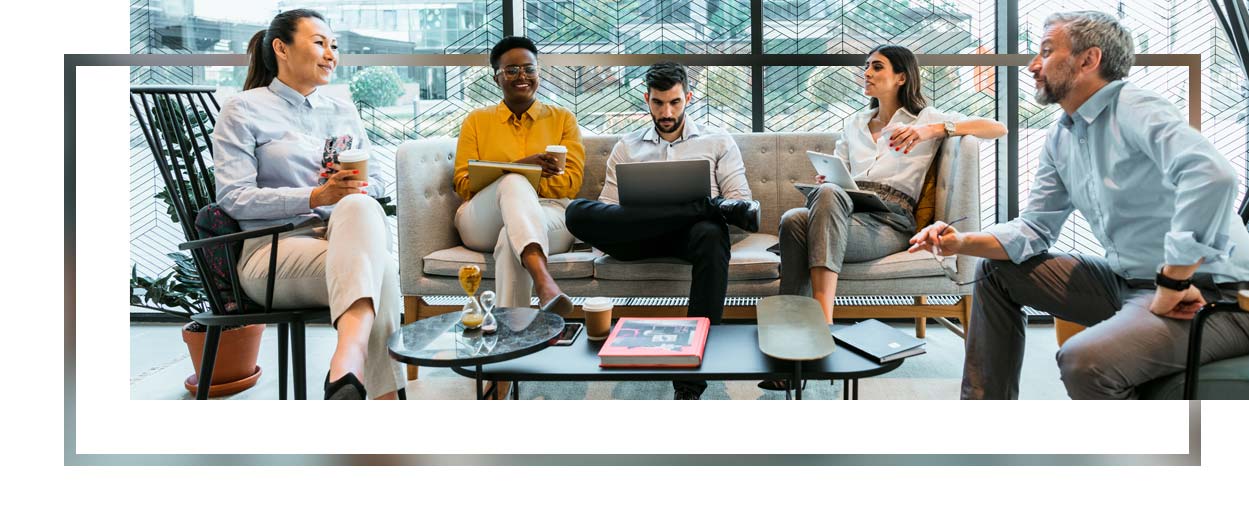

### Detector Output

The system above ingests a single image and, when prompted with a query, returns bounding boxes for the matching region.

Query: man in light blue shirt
[909,11,1249,399]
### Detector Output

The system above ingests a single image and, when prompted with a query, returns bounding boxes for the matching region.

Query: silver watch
[943,121,956,137]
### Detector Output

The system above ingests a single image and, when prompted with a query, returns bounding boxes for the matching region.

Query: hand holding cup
[310,163,369,208]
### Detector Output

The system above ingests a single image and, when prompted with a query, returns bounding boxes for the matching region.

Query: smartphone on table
[552,322,584,346]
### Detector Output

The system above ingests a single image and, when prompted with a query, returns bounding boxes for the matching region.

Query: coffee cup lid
[337,149,369,162]
[582,297,613,311]
[545,144,568,153]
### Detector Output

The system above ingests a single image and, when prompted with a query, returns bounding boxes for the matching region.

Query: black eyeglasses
[924,216,998,286]
[496,65,539,79]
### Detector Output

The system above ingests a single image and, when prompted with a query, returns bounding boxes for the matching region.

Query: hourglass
[458,265,485,329]
[478,290,498,334]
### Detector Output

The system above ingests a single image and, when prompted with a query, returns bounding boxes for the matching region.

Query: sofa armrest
[932,135,983,287]
[396,137,461,295]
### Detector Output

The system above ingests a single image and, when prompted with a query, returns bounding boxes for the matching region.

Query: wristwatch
[943,121,957,137]
[1155,265,1193,291]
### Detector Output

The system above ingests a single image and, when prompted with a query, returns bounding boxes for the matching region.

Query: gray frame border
[75,52,1201,466]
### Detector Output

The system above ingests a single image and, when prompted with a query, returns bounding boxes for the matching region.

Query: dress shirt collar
[268,78,323,109]
[641,117,704,144]
[495,99,546,124]
[1059,80,1125,129]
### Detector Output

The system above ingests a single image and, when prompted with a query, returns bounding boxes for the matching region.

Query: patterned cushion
[594,233,780,281]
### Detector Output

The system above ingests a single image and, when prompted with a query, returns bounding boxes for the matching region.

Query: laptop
[796,151,889,212]
[615,159,712,206]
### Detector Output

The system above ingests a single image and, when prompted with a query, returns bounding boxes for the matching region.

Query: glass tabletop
[387,307,565,368]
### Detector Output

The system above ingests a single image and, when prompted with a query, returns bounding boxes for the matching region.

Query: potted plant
[131,252,264,397]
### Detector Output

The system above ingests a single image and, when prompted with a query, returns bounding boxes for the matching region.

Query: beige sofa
[396,132,980,334]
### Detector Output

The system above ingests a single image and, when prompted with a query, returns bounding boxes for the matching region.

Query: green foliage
[130,253,207,318]
[350,67,406,108]
[805,67,861,107]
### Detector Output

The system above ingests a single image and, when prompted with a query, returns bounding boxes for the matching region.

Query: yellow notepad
[467,160,543,193]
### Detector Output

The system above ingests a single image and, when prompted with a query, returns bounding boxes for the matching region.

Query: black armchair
[130,85,326,400]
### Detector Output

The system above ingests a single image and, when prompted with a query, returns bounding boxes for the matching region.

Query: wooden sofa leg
[914,296,927,338]
[404,296,420,381]
[960,295,973,339]
[494,381,512,400]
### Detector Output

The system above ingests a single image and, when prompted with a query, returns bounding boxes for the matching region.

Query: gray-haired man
[910,11,1249,399]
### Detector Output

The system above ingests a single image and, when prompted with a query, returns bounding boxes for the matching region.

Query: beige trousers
[454,174,574,308]
[237,194,405,398]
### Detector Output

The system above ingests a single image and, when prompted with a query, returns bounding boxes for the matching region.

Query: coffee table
[453,323,905,400]
[388,307,564,399]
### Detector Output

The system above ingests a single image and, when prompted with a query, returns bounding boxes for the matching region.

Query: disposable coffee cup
[545,144,568,173]
[337,149,369,181]
[582,297,614,340]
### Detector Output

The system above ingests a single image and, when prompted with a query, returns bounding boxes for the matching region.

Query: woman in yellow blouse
[453,36,585,313]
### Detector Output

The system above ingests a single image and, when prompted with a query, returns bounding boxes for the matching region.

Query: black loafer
[324,372,367,400]
[718,198,761,232]
[674,388,703,400]
[757,379,807,391]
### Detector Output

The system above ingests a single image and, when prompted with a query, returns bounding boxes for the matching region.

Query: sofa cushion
[594,233,780,281]
[423,246,599,279]
[839,250,956,281]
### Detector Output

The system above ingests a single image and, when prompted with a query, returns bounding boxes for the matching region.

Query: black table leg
[475,365,484,400]
[793,361,803,400]
[843,379,849,400]
[852,378,859,400]
[512,380,519,400]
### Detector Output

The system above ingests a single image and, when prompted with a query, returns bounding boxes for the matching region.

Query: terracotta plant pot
[182,323,265,396]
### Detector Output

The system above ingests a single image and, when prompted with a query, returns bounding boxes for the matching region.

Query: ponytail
[242,9,327,90]
[243,30,273,90]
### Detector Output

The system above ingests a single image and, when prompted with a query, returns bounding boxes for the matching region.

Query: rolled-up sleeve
[538,112,585,199]
[1120,95,1238,266]
[983,136,1074,264]
[213,97,314,219]
[597,140,627,206]
[715,136,751,200]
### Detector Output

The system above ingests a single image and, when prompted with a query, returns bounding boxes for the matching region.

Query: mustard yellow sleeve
[537,111,585,199]
[452,113,478,201]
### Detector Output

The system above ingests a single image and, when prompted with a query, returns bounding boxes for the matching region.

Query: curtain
[1209,0,1249,224]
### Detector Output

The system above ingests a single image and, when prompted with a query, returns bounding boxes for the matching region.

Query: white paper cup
[545,144,568,172]
[337,149,369,181]
[582,297,614,340]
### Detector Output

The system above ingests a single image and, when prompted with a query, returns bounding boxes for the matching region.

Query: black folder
[832,319,927,364]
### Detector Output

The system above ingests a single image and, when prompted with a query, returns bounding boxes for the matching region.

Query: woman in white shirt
[778,45,1007,325]
[213,9,405,399]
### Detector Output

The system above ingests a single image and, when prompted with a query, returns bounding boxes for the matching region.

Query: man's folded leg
[963,253,1125,399]
[565,198,719,246]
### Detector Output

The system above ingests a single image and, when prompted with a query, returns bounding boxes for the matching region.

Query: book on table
[466,160,543,193]
[832,319,926,364]
[597,317,711,368]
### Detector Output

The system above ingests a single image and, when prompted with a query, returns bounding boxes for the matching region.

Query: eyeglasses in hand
[922,216,998,286]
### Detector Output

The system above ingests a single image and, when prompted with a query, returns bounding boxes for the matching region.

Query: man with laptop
[564,61,760,400]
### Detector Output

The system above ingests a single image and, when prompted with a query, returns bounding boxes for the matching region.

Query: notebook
[467,160,543,193]
[832,319,926,364]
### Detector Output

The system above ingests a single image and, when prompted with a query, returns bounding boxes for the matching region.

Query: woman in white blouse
[778,45,1007,325]
[212,9,405,400]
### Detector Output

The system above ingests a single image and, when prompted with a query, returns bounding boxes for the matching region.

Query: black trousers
[565,198,732,395]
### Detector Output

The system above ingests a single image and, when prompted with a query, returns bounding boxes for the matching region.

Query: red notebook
[597,317,711,368]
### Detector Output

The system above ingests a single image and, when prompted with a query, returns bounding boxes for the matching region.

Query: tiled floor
[130,320,1068,400]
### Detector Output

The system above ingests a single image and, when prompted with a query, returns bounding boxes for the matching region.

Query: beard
[652,112,686,136]
[1034,58,1076,105]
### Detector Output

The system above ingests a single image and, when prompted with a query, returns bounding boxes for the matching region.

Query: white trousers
[454,174,574,308]
[237,194,405,398]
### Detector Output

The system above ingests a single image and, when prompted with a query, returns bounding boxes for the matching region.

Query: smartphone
[552,322,584,346]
